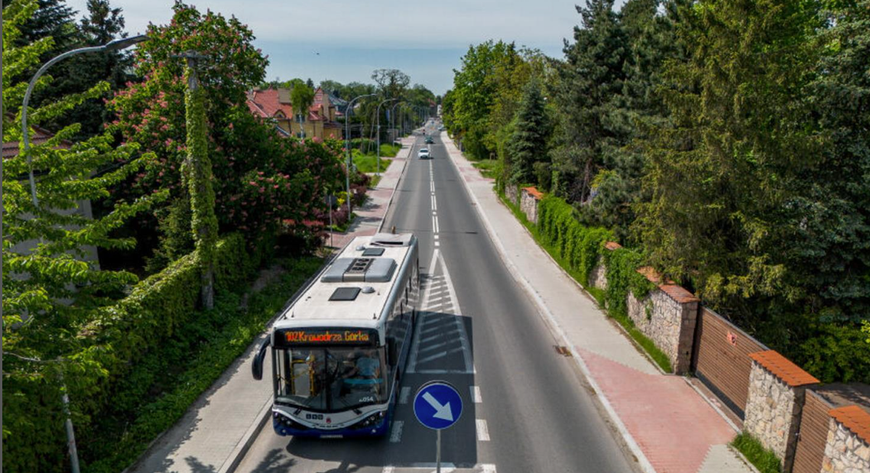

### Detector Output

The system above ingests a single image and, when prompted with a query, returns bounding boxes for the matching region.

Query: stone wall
[520,187,543,224]
[627,286,697,373]
[505,184,519,206]
[625,271,699,374]
[744,351,819,471]
[590,261,608,290]
[822,406,870,473]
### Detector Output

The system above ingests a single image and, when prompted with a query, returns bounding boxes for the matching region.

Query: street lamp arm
[22,36,148,209]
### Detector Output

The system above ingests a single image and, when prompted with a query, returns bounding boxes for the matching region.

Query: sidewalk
[126,137,415,473]
[441,132,755,473]
[326,145,411,249]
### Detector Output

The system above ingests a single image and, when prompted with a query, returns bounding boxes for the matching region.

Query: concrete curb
[378,136,416,233]
[223,134,417,473]
[440,132,656,473]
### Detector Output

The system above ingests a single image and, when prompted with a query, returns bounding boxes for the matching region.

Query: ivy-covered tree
[2,1,164,470]
[507,79,549,185]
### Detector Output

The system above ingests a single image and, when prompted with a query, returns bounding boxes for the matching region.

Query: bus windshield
[275,347,387,412]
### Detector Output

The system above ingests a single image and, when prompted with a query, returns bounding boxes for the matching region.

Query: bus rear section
[252,233,419,437]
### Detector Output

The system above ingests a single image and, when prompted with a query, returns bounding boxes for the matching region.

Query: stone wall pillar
[822,406,870,473]
[744,350,819,472]
[520,187,543,224]
[505,184,519,206]
[626,267,699,374]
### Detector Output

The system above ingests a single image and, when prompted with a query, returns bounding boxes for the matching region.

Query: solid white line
[476,419,490,441]
[389,420,404,443]
[471,385,482,403]
[399,386,411,404]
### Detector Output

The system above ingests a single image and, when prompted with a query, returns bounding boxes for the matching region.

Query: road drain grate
[554,346,571,357]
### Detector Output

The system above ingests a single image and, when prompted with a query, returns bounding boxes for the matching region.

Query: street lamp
[345,93,375,216]
[16,34,148,473]
[376,98,397,176]
[22,34,149,209]
[389,101,402,142]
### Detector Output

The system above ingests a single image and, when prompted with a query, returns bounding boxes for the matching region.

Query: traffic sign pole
[436,429,442,473]
[413,380,463,473]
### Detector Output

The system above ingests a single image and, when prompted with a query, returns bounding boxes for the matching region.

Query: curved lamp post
[22,34,148,209]
[345,93,375,216]
[389,101,402,143]
[17,34,148,473]
[376,98,397,176]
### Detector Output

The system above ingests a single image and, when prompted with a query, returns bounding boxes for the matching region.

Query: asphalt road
[234,122,637,473]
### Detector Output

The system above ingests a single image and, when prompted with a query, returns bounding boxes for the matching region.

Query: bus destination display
[276,329,377,346]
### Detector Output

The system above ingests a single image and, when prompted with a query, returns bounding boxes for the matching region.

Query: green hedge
[533,194,669,371]
[4,234,261,473]
[537,196,613,286]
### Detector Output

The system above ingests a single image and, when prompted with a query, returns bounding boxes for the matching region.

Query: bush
[3,234,260,473]
[731,432,781,473]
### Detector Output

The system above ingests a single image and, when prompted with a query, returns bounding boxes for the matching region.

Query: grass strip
[731,432,782,473]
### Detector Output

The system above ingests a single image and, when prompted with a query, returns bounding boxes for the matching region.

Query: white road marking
[435,241,440,247]
[471,385,482,403]
[389,420,404,443]
[382,467,395,473]
[476,419,490,441]
[399,386,411,404]
[481,465,497,473]
[434,234,439,240]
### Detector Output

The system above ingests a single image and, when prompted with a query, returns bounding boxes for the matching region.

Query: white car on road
[418,148,430,159]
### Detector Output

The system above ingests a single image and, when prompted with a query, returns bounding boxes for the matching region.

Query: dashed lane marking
[476,419,490,442]
[471,385,482,404]
[389,420,404,443]
[481,465,497,473]
[399,386,410,404]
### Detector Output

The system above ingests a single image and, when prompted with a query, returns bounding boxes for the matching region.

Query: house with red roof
[246,87,342,140]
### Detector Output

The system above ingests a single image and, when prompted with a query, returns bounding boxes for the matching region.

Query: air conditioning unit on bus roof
[320,257,397,283]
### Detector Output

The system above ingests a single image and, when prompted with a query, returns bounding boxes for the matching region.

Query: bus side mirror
[252,338,271,380]
[388,338,398,366]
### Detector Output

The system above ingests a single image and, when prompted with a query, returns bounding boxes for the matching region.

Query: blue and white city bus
[252,233,419,437]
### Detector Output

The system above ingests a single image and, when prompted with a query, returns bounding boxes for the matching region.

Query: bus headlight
[355,411,386,429]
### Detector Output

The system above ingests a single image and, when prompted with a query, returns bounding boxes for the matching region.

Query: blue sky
[66,0,626,95]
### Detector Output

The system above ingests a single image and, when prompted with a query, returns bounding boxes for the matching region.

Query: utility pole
[175,51,217,309]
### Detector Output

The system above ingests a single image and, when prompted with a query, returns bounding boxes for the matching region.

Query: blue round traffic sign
[413,381,463,430]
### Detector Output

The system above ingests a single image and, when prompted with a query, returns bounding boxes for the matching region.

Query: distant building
[246,87,343,140]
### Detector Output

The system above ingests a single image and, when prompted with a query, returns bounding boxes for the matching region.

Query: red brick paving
[578,348,738,473]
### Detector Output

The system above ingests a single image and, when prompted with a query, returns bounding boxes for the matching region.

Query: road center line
[471,385,482,403]
[399,386,410,404]
[389,420,404,443]
[476,419,490,441]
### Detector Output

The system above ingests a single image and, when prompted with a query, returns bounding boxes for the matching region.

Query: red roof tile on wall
[660,284,700,304]
[749,350,820,387]
[829,405,870,445]
[523,186,544,200]
[604,241,622,251]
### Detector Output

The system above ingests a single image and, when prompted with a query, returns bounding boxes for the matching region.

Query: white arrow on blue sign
[413,381,463,430]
